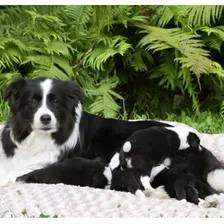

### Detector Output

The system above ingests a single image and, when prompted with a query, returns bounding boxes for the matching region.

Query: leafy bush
[0,5,224,133]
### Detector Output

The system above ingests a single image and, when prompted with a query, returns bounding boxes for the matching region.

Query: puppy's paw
[144,186,170,199]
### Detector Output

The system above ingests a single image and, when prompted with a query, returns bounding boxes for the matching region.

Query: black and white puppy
[119,125,201,191]
[152,146,220,204]
[108,151,169,198]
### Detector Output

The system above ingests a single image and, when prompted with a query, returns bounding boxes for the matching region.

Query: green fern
[86,75,123,118]
[185,5,224,27]
[83,36,132,70]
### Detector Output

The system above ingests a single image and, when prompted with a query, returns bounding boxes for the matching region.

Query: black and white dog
[1,77,224,201]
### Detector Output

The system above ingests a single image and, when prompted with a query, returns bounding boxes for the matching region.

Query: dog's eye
[28,99,37,105]
[52,98,59,104]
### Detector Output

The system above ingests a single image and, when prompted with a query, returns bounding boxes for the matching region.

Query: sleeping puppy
[173,144,224,193]
[151,160,218,204]
[109,152,169,199]
[17,157,112,189]
[119,125,201,193]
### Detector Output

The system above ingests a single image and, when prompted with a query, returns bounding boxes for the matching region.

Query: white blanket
[1,132,224,218]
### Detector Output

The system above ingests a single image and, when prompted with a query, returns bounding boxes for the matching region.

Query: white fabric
[1,128,224,217]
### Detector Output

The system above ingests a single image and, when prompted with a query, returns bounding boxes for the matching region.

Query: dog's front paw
[16,169,61,184]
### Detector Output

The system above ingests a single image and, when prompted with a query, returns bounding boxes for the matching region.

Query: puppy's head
[4,77,85,141]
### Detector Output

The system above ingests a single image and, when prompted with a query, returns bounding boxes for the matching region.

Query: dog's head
[4,77,85,141]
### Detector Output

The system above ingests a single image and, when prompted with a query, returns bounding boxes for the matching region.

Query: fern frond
[150,53,180,91]
[184,5,224,26]
[83,36,132,70]
[138,25,215,77]
[198,26,224,40]
[23,54,71,80]
[86,75,123,118]
[64,5,92,30]
[202,34,223,52]
[130,48,153,71]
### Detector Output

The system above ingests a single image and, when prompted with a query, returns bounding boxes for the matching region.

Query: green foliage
[0,5,224,132]
[165,111,224,134]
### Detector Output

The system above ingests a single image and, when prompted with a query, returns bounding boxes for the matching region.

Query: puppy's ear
[4,78,27,102]
[187,132,200,150]
[65,81,85,104]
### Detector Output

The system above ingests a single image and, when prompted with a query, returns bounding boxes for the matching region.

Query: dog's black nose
[40,114,51,125]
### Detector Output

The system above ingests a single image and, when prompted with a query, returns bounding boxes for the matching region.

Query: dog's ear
[64,80,85,104]
[187,132,200,150]
[4,78,27,102]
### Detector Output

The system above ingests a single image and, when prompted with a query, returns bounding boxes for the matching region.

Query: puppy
[109,152,169,199]
[119,126,201,193]
[151,157,218,204]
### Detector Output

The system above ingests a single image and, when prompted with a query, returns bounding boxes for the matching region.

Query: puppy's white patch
[166,125,199,150]
[135,189,146,198]
[163,157,171,167]
[103,166,112,184]
[33,79,57,132]
[207,169,224,192]
[123,141,131,153]
[140,176,154,191]
[109,152,120,170]
[150,164,166,182]
[126,158,132,168]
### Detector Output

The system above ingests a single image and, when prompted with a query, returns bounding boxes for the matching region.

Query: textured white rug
[1,131,224,218]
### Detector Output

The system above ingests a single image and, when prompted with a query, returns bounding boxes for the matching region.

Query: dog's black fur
[17,157,109,188]
[1,77,223,203]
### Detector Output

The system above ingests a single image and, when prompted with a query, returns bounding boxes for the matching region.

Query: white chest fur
[0,130,61,186]
[0,126,80,186]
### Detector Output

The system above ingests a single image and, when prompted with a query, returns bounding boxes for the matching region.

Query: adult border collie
[1,77,224,196]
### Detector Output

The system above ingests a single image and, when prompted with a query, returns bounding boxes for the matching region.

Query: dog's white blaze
[33,79,57,131]
[109,152,120,170]
[103,166,112,184]
[166,124,199,150]
[123,141,131,153]
[207,169,224,192]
